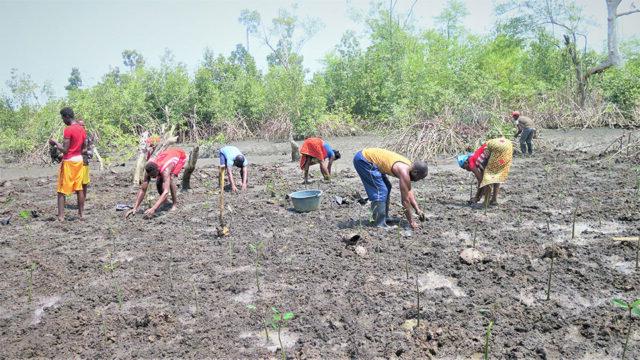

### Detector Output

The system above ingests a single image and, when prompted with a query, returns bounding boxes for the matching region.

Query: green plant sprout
[103,251,119,273]
[271,307,295,360]
[19,210,30,220]
[483,320,494,360]
[249,241,265,292]
[247,304,270,342]
[612,298,640,359]
[116,284,124,310]
[26,262,37,303]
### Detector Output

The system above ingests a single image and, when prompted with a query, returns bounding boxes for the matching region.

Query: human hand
[410,220,421,230]
[143,208,156,219]
[232,185,239,193]
[124,209,136,219]
[241,184,247,191]
[48,138,57,146]
[417,211,427,222]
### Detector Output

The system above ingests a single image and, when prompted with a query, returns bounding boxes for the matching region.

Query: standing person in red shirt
[49,107,87,221]
[124,148,187,219]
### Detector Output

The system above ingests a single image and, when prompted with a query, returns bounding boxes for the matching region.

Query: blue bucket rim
[289,189,323,199]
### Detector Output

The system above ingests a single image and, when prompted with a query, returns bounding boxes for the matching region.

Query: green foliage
[1,2,637,160]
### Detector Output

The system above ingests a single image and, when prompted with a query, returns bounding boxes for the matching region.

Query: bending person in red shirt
[125,148,187,219]
[49,107,87,221]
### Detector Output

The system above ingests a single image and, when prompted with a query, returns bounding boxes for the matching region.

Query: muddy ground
[1,131,639,359]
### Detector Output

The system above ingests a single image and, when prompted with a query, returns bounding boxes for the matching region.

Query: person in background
[457,137,513,206]
[299,137,341,184]
[219,145,249,192]
[49,107,87,221]
[512,111,535,156]
[353,148,428,230]
[125,147,187,219]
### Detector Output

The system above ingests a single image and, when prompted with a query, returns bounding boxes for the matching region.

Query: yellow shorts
[57,160,84,195]
[82,165,90,185]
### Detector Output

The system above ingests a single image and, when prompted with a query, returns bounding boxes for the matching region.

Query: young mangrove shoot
[271,307,295,360]
[571,201,579,240]
[249,241,265,292]
[415,275,421,328]
[612,298,640,359]
[483,320,494,360]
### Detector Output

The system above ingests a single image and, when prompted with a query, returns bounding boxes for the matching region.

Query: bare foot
[57,217,65,222]
[169,205,177,212]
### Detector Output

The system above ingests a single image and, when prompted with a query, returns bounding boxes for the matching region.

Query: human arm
[319,159,330,181]
[327,157,334,175]
[49,137,71,154]
[241,166,248,191]
[226,165,238,192]
[125,175,150,218]
[144,169,172,217]
[397,167,421,229]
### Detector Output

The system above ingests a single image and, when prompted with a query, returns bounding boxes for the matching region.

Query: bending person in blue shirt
[219,145,249,193]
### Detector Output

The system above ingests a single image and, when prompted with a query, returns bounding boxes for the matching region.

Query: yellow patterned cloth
[82,165,90,185]
[480,138,513,188]
[57,160,84,195]
[362,148,411,176]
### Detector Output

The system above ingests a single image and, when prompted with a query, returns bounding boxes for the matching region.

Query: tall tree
[65,67,83,91]
[434,0,469,40]
[238,9,260,52]
[121,49,145,71]
[496,0,640,107]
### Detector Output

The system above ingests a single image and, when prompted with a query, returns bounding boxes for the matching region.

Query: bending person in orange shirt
[125,148,187,219]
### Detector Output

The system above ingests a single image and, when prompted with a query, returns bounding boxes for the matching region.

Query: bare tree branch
[617,8,640,16]
[403,0,418,28]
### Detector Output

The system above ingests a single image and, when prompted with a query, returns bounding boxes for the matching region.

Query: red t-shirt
[62,123,87,160]
[468,143,488,171]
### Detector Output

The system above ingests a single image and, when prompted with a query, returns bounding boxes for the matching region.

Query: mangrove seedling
[415,275,421,328]
[26,262,37,303]
[483,320,494,360]
[248,241,265,292]
[192,281,200,316]
[472,222,479,248]
[19,210,30,220]
[571,201,579,239]
[271,307,295,360]
[542,246,562,301]
[247,304,270,342]
[612,298,640,359]
[115,283,124,310]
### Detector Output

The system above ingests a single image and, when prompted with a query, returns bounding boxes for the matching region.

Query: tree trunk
[564,35,587,107]
[181,146,199,191]
[289,133,299,162]
[133,131,150,185]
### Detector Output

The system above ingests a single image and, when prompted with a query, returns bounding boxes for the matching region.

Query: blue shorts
[353,151,392,203]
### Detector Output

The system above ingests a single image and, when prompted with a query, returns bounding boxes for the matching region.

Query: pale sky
[1,0,638,97]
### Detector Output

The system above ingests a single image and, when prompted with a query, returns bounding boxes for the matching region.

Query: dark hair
[334,150,341,160]
[60,107,75,120]
[410,161,428,181]
[145,161,159,175]
[233,155,245,168]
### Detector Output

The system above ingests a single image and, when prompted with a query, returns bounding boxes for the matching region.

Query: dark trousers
[520,128,534,154]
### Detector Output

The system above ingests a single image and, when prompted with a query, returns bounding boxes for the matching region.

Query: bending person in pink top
[125,148,187,219]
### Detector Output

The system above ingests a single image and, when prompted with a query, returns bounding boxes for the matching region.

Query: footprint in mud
[31,295,61,325]
[239,329,299,354]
